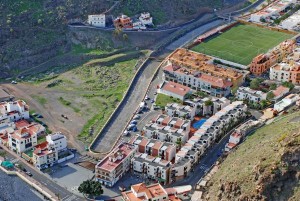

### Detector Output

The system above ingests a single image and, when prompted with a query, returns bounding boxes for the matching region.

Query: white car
[133,115,140,120]
[123,130,130,136]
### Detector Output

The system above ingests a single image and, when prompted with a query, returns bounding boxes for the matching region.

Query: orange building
[167,48,244,87]
[250,39,296,76]
[113,14,133,29]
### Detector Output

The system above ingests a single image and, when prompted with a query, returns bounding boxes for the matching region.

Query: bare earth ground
[1,53,141,154]
[2,83,85,150]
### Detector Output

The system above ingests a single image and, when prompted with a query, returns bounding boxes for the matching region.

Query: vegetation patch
[155,93,181,108]
[32,95,47,106]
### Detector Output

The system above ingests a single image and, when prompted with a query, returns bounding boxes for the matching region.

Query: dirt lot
[1,51,144,153]
[2,83,86,151]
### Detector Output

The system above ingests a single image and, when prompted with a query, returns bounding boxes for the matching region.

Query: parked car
[145,95,150,100]
[36,114,43,118]
[26,171,33,177]
[154,92,157,95]
[11,81,17,84]
[133,115,140,120]
[151,99,155,103]
[123,130,130,136]
[130,120,138,125]
[127,124,136,131]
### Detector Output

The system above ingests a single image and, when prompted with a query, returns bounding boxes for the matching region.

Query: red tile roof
[161,81,191,97]
[273,86,289,97]
[200,73,232,88]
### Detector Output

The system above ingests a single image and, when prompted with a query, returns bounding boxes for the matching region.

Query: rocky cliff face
[201,114,300,201]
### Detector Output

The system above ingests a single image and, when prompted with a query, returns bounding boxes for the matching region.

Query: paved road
[168,125,234,187]
[2,147,81,201]
[166,19,224,50]
[91,19,224,153]
[91,58,163,153]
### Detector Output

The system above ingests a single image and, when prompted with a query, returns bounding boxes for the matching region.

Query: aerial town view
[1,0,300,201]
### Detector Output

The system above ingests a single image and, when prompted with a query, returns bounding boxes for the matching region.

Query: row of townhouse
[250,39,296,76]
[184,97,230,117]
[163,64,232,97]
[167,48,244,88]
[95,102,247,186]
[142,114,191,145]
[165,103,196,119]
[165,97,230,120]
[131,152,171,185]
[270,47,300,84]
[172,101,248,181]
[129,136,176,162]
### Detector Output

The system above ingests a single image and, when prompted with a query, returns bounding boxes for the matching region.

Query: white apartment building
[33,132,69,170]
[237,87,267,103]
[33,141,58,170]
[139,12,153,26]
[95,143,137,187]
[165,103,196,119]
[130,136,176,162]
[131,153,171,185]
[250,0,296,22]
[281,10,300,30]
[274,94,300,112]
[185,97,230,116]
[8,125,42,154]
[88,14,106,27]
[46,132,67,152]
[0,100,29,122]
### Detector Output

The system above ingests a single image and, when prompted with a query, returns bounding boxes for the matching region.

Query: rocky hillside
[0,0,245,79]
[201,112,300,201]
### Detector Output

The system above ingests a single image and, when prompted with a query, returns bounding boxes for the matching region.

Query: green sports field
[192,24,294,65]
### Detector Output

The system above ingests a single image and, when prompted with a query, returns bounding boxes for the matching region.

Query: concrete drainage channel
[89,53,153,154]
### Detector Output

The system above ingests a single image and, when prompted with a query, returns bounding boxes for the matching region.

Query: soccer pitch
[192,24,295,65]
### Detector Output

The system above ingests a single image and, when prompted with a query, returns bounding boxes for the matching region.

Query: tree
[269,83,277,90]
[204,99,213,106]
[267,91,275,100]
[282,82,294,90]
[231,86,239,95]
[176,137,182,149]
[260,100,268,109]
[78,180,103,198]
[250,78,263,90]
[122,33,128,41]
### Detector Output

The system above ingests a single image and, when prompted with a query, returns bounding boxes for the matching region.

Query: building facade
[95,143,137,187]
[236,87,267,103]
[88,14,106,27]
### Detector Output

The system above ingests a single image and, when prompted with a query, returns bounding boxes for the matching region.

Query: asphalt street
[2,148,81,201]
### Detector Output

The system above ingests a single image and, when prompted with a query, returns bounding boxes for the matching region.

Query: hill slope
[202,112,300,201]
[0,0,247,79]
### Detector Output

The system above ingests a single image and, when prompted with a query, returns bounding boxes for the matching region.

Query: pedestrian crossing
[10,158,19,163]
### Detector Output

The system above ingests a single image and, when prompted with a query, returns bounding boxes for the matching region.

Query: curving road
[91,19,225,153]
